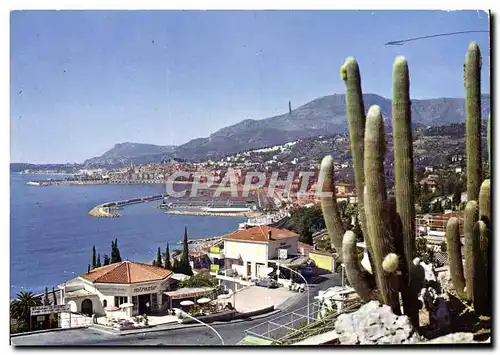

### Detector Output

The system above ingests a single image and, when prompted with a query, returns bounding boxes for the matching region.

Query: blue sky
[10,10,490,164]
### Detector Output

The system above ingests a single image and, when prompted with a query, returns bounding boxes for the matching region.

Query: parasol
[197,298,211,304]
[180,300,195,306]
[119,303,134,308]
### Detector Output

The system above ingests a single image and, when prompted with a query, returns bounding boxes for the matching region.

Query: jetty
[89,194,165,218]
[164,210,260,218]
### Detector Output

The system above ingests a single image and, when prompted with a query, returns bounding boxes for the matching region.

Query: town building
[58,261,174,318]
[218,226,299,280]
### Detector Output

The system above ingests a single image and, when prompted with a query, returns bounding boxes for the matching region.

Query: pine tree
[87,264,91,273]
[52,287,57,305]
[96,253,101,268]
[152,260,156,266]
[44,287,50,306]
[172,257,180,273]
[92,245,96,269]
[156,247,163,267]
[164,244,172,270]
[103,254,110,266]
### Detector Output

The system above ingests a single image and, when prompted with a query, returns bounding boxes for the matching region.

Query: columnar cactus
[464,42,482,201]
[319,155,346,253]
[392,56,418,325]
[445,42,490,316]
[339,58,372,262]
[445,217,466,300]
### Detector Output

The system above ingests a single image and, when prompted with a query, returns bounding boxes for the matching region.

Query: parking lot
[218,285,297,313]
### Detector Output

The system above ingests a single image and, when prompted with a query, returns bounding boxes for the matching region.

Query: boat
[26,181,41,186]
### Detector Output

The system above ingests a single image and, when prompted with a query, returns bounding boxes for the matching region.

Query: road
[11,274,342,346]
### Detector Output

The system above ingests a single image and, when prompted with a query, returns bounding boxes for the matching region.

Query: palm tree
[10,291,42,331]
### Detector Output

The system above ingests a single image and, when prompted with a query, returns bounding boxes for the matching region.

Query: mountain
[83,142,176,167]
[173,93,490,161]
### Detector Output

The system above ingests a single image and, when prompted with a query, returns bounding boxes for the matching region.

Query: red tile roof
[223,226,299,243]
[80,260,173,284]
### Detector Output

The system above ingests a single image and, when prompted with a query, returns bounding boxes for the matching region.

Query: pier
[89,195,165,218]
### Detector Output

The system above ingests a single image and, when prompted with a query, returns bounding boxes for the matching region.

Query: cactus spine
[319,155,345,253]
[465,42,482,201]
[391,56,418,325]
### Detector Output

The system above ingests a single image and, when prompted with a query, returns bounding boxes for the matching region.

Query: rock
[420,261,437,284]
[334,301,422,345]
[426,332,474,344]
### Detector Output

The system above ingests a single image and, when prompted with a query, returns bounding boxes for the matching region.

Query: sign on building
[210,264,220,272]
[278,249,288,260]
[31,304,70,316]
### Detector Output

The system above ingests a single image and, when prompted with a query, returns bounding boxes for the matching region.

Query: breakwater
[89,195,165,218]
[165,210,262,218]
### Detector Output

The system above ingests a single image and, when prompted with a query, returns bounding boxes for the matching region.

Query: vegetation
[156,247,163,267]
[179,272,217,288]
[10,291,42,333]
[321,55,422,326]
[164,243,172,270]
[445,43,490,317]
[173,227,193,276]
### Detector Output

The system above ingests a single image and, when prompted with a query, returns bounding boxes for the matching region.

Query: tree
[164,244,172,270]
[96,253,101,268]
[103,254,110,266]
[87,264,91,273]
[152,260,156,266]
[156,247,163,267]
[52,287,57,305]
[92,245,96,269]
[352,214,363,242]
[178,227,193,276]
[114,238,122,263]
[44,287,50,306]
[10,291,42,332]
[172,258,180,273]
[111,240,117,264]
[179,272,217,288]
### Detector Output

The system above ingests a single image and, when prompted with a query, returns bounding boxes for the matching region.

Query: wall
[268,237,298,259]
[309,251,334,272]
[224,240,268,264]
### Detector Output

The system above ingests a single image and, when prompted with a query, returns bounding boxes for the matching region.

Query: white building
[58,261,174,318]
[220,226,299,280]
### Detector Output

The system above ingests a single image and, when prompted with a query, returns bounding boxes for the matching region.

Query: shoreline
[164,210,262,218]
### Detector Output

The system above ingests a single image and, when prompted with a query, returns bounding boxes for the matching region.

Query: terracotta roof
[80,260,173,284]
[297,241,314,250]
[223,226,299,243]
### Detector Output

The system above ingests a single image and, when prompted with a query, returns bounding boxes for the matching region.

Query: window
[114,296,127,307]
[103,300,107,308]
[151,293,158,310]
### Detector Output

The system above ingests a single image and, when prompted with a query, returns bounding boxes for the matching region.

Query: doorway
[246,262,251,277]
[138,294,150,314]
[81,299,93,316]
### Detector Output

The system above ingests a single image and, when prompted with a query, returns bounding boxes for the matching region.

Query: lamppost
[277,263,310,324]
[177,309,225,345]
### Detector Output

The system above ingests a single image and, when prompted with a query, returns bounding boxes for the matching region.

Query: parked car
[256,278,279,289]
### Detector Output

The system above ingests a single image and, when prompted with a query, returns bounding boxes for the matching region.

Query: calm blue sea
[10,174,245,299]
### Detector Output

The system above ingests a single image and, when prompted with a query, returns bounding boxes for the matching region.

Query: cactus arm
[465,42,482,201]
[342,231,377,301]
[472,220,490,315]
[478,179,490,226]
[463,200,479,301]
[445,217,466,300]
[319,155,346,254]
[363,105,400,311]
[340,58,371,257]
[392,56,419,324]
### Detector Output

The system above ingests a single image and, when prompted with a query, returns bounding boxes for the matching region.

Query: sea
[10,174,246,299]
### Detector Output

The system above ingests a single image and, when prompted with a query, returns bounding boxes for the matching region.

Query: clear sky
[10,10,490,164]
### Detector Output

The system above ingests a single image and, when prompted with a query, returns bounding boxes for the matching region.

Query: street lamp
[277,263,310,324]
[177,309,225,345]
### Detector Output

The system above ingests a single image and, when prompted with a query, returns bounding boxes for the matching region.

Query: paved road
[12,274,342,346]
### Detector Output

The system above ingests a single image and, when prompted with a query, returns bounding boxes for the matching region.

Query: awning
[164,287,214,300]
